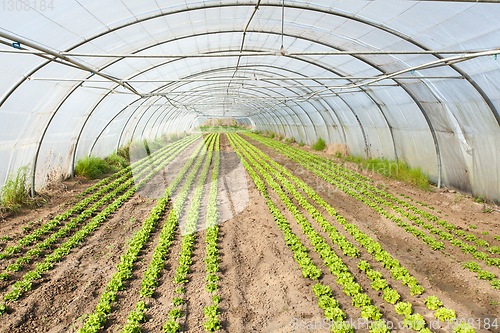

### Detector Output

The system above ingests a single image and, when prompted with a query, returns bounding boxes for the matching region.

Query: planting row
[247,134,500,291]
[231,134,475,333]
[0,134,200,263]
[79,134,216,333]
[285,142,499,251]
[162,134,219,332]
[0,135,202,317]
[0,135,199,284]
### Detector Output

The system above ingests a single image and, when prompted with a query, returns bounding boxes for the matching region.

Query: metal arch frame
[32,29,400,190]
[128,64,339,145]
[314,98,348,146]
[146,66,309,136]
[148,88,292,137]
[284,54,372,157]
[31,26,402,192]
[70,91,121,177]
[145,66,323,140]
[161,110,198,136]
[2,0,498,126]
[143,90,281,139]
[149,83,298,140]
[140,104,171,139]
[82,47,367,189]
[115,64,319,147]
[124,83,290,144]
[128,60,362,147]
[397,84,442,188]
[29,80,85,196]
[127,104,163,146]
[89,62,308,157]
[90,56,375,172]
[88,96,142,155]
[152,107,189,139]
[14,2,494,189]
[116,96,157,150]
[11,38,402,192]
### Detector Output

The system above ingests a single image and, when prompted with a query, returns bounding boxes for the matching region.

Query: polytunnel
[1,0,500,202]
[4,1,500,331]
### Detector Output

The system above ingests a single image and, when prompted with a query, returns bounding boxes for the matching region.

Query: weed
[116,145,130,161]
[143,140,151,155]
[106,153,129,173]
[0,166,31,213]
[469,225,477,229]
[474,196,486,203]
[311,137,326,151]
[454,193,464,203]
[483,207,492,213]
[344,156,430,191]
[298,141,305,147]
[75,156,109,180]
[334,151,342,158]
[270,132,275,139]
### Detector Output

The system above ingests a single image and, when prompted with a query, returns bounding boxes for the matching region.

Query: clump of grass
[143,139,151,155]
[269,132,275,139]
[0,166,31,212]
[299,141,305,147]
[77,147,133,180]
[116,145,130,161]
[75,156,110,180]
[105,153,129,173]
[344,155,430,191]
[311,137,326,151]
[148,136,166,151]
[368,158,430,190]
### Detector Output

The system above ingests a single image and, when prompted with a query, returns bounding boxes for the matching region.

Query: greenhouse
[0,1,499,332]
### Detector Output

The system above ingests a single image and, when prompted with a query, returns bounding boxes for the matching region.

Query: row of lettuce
[246,133,500,291]
[0,135,200,317]
[228,133,476,333]
[77,134,223,333]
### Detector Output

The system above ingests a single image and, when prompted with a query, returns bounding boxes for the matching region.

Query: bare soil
[0,134,498,333]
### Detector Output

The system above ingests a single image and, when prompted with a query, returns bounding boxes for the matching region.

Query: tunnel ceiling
[1,0,500,200]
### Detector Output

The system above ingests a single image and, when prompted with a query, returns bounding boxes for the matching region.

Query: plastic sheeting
[0,0,499,201]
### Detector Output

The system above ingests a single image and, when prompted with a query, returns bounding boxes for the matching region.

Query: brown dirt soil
[0,133,499,333]
[245,135,500,331]
[0,176,101,247]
